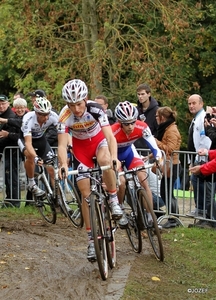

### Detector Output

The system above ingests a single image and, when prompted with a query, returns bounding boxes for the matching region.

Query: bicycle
[68,159,118,280]
[119,163,164,261]
[33,155,83,227]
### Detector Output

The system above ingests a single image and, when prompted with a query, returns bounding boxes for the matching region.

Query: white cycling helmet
[34,96,52,114]
[62,79,88,103]
[115,101,138,122]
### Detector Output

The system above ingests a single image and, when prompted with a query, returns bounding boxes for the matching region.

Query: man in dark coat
[134,83,159,151]
[0,95,20,207]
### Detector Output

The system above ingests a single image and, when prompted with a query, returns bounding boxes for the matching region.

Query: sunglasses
[122,121,136,126]
[37,112,50,116]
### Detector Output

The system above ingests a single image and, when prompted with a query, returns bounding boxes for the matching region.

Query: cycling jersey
[111,121,162,169]
[21,111,59,139]
[58,101,110,166]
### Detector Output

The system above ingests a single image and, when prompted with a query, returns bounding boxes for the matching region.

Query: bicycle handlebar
[67,164,111,176]
[118,163,154,177]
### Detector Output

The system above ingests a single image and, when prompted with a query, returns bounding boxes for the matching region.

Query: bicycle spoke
[90,194,108,280]
[59,179,83,228]
[139,189,164,261]
[125,188,142,253]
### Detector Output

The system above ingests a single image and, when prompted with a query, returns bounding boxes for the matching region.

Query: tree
[1,0,216,146]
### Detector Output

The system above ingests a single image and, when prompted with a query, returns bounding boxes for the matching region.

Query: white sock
[28,178,36,187]
[147,212,153,222]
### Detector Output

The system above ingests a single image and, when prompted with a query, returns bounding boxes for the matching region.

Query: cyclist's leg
[18,137,45,196]
[128,147,154,221]
[40,139,55,187]
[96,141,122,219]
[76,164,96,261]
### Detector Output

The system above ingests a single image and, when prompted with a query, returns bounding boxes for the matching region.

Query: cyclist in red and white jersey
[18,96,59,196]
[57,79,122,261]
[111,101,162,228]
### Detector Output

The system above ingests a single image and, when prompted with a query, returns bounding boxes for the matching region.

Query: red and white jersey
[21,111,59,139]
[58,101,109,140]
[111,121,161,159]
[58,101,110,166]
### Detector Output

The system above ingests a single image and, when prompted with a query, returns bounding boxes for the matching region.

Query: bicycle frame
[119,163,164,261]
[68,162,117,280]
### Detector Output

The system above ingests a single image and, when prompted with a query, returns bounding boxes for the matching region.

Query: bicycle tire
[58,178,83,228]
[90,193,108,280]
[104,202,117,269]
[35,178,56,224]
[138,189,164,261]
[125,185,142,253]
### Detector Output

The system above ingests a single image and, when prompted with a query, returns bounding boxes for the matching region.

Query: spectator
[27,89,47,103]
[153,106,182,228]
[94,95,116,125]
[0,95,20,207]
[134,83,159,152]
[146,164,165,212]
[189,148,216,228]
[58,79,122,262]
[0,97,28,140]
[0,97,29,206]
[204,105,216,149]
[14,92,24,100]
[186,94,212,225]
[12,93,29,113]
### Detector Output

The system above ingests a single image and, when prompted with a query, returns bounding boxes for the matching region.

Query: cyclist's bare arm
[58,132,69,178]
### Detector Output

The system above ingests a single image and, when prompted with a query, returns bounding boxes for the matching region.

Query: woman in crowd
[154,106,182,228]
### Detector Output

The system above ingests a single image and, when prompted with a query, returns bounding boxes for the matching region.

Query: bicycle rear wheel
[138,189,164,261]
[35,178,56,224]
[59,178,83,228]
[90,193,108,280]
[105,203,117,269]
[125,186,142,253]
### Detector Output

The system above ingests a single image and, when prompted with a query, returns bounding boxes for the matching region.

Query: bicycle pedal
[35,201,44,207]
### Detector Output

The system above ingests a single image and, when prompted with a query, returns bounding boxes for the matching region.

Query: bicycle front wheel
[105,203,117,269]
[35,178,56,224]
[138,189,164,261]
[125,186,142,253]
[90,193,108,280]
[58,178,83,228]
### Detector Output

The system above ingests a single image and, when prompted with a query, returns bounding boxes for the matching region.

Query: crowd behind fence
[1,146,215,227]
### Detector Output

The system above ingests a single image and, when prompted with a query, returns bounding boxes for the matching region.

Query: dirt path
[0,216,147,300]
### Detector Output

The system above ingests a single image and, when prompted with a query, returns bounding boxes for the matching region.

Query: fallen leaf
[152,276,160,281]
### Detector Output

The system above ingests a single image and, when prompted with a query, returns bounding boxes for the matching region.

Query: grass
[0,204,42,220]
[121,227,216,300]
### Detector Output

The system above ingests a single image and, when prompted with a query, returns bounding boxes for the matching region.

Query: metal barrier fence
[1,147,215,228]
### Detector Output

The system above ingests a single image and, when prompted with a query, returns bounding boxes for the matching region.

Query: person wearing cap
[27,89,46,103]
[0,95,21,207]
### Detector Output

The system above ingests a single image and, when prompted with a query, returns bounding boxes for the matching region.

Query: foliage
[1,0,216,145]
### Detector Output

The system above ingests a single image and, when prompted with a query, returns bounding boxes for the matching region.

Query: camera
[206,113,212,122]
